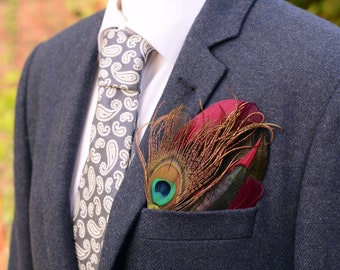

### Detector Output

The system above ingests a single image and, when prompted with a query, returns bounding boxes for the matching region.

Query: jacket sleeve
[294,82,340,269]
[8,46,40,270]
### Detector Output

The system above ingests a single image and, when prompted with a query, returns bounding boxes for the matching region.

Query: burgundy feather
[228,177,264,209]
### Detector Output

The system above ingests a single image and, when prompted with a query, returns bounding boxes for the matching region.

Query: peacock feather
[137,99,280,211]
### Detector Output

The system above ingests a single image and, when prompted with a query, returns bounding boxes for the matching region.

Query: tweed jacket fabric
[9,0,340,269]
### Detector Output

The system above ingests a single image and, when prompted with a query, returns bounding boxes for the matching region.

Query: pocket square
[137,99,280,211]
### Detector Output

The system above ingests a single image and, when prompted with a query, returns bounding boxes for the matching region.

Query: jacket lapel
[100,0,256,269]
[40,12,104,269]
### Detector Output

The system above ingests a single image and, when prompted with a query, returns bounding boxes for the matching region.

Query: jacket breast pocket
[123,207,258,269]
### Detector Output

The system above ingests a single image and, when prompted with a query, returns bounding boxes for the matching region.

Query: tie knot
[97,28,154,90]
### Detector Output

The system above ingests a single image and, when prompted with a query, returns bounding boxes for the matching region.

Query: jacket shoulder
[47,10,104,46]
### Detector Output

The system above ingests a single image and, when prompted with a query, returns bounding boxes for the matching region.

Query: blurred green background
[0,0,339,269]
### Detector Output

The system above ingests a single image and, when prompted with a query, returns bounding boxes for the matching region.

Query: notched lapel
[157,33,228,119]
[194,0,257,46]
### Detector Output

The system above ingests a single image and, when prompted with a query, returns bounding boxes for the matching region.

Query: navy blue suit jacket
[9,0,340,269]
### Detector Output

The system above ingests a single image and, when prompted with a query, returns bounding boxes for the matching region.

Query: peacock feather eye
[151,178,176,207]
[147,158,183,209]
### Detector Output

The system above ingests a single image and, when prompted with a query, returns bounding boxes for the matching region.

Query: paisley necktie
[73,28,154,269]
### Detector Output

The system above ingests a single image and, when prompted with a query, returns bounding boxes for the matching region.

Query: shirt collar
[99,0,206,65]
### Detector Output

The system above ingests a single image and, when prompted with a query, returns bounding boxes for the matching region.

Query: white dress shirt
[70,0,206,212]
